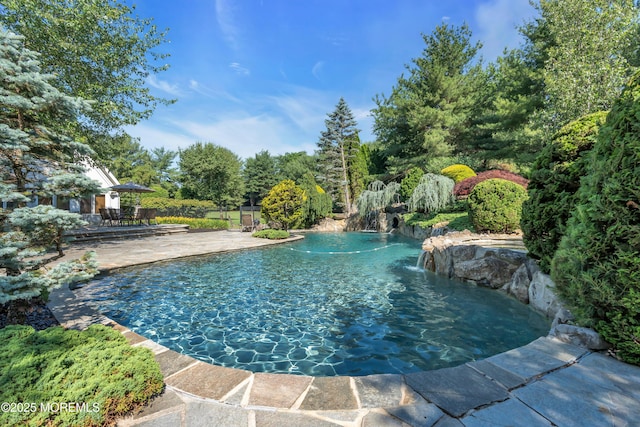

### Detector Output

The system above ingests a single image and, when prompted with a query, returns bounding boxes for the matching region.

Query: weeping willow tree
[407,173,455,213]
[356,180,401,217]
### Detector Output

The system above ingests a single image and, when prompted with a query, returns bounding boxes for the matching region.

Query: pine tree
[317,98,360,215]
[0,30,98,306]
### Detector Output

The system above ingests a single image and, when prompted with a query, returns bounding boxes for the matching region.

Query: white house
[3,162,122,224]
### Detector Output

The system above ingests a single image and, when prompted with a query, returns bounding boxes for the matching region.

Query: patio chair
[99,208,112,226]
[145,208,157,225]
[108,208,124,226]
[241,214,255,232]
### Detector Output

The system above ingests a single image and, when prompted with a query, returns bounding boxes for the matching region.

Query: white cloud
[311,61,325,80]
[168,115,316,159]
[229,62,250,76]
[267,88,333,132]
[147,75,183,97]
[188,79,243,103]
[475,0,535,62]
[215,0,242,51]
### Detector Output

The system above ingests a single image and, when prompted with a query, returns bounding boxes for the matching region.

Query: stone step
[65,224,189,243]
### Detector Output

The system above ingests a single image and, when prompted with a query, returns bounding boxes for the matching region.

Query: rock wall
[419,231,610,351]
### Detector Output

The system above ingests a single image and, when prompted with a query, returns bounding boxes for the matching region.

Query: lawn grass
[205,210,262,227]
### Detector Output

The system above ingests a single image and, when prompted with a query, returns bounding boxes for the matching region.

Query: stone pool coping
[47,230,640,426]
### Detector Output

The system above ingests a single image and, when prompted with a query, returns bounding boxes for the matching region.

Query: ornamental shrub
[551,72,640,364]
[252,229,290,239]
[407,173,455,214]
[521,111,607,273]
[261,179,306,230]
[467,178,528,233]
[0,325,163,426]
[440,164,476,183]
[454,170,529,198]
[399,167,424,201]
[356,181,401,217]
[299,172,332,228]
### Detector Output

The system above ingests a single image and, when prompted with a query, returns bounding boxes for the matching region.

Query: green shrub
[403,211,475,232]
[156,216,229,230]
[551,72,640,365]
[454,170,529,198]
[407,173,455,214]
[521,111,607,273]
[261,180,305,230]
[467,178,528,233]
[0,324,164,426]
[252,229,290,239]
[399,167,424,201]
[141,198,216,218]
[440,164,476,183]
[299,172,332,228]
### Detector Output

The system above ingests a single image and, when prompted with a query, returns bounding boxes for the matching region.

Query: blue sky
[126,0,536,160]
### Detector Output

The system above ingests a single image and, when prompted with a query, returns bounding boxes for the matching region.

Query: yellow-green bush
[440,164,476,183]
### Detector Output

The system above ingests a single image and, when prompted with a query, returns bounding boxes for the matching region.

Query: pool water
[77,232,550,376]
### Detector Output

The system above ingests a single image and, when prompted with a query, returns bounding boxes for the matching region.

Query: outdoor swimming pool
[77,232,550,376]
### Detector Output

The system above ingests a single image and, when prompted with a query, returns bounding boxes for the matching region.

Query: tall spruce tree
[317,98,360,215]
[372,24,485,171]
[0,30,98,307]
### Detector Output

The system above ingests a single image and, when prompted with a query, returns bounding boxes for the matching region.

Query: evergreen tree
[299,172,332,228]
[317,98,360,215]
[551,72,640,364]
[244,150,279,209]
[0,30,98,306]
[372,24,485,171]
[521,111,607,273]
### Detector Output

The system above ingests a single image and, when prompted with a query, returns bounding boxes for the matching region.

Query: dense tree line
[372,0,639,171]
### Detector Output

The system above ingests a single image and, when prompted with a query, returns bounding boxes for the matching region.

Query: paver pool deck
[47,230,640,427]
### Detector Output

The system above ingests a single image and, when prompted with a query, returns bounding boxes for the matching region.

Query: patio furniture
[131,208,158,226]
[108,208,124,226]
[99,208,112,226]
[241,215,255,232]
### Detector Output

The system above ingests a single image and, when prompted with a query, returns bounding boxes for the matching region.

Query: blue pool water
[77,232,550,376]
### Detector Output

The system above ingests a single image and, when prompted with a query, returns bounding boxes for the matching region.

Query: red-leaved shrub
[454,170,529,198]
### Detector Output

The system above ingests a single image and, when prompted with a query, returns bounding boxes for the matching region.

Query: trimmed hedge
[0,325,164,426]
[551,72,640,364]
[454,170,529,198]
[156,216,229,230]
[252,229,290,239]
[467,178,528,233]
[521,111,607,273]
[440,164,476,183]
[141,197,216,218]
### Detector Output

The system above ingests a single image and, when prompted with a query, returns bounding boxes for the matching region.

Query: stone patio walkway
[47,230,640,427]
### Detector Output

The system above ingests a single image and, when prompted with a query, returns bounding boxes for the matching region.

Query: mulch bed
[0,297,60,330]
